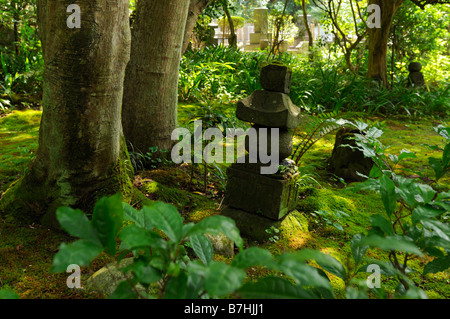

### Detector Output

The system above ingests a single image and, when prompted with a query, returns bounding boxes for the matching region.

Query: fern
[291,111,343,166]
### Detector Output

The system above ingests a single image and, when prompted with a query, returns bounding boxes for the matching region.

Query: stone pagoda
[222,63,301,241]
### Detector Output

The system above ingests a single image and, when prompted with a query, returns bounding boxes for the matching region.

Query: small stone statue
[407,62,425,87]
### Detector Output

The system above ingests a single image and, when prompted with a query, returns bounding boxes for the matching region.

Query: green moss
[139,177,217,221]
[0,110,40,192]
[1,109,449,299]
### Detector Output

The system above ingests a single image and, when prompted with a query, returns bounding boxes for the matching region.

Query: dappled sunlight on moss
[0,108,449,298]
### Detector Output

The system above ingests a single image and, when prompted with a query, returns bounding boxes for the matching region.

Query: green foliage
[291,111,343,165]
[391,2,450,86]
[341,121,450,295]
[0,288,19,299]
[0,0,43,111]
[51,178,449,299]
[128,144,172,172]
[179,45,265,104]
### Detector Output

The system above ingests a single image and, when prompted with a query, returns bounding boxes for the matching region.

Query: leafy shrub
[343,121,450,294]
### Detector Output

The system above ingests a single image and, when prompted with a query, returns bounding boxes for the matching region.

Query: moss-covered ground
[0,107,449,298]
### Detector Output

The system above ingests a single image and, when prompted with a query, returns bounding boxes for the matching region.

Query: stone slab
[260,63,293,93]
[224,164,299,220]
[236,90,301,129]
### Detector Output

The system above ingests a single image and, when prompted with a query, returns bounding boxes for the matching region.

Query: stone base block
[221,206,283,242]
[224,164,299,220]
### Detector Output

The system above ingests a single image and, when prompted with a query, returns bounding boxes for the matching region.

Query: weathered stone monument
[407,62,425,87]
[245,7,269,51]
[222,63,302,241]
[328,128,374,182]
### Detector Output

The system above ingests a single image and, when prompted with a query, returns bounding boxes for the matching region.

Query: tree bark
[0,0,132,226]
[222,0,237,48]
[301,0,314,56]
[182,0,213,54]
[122,0,190,153]
[366,0,404,87]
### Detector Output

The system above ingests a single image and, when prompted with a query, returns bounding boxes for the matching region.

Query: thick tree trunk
[122,0,189,153]
[366,0,404,87]
[182,0,213,54]
[0,0,132,226]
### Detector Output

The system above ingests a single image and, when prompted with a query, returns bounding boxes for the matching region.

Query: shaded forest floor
[0,106,449,299]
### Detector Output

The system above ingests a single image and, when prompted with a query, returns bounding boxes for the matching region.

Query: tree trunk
[366,0,404,87]
[301,0,313,60]
[0,0,132,226]
[222,1,237,48]
[182,0,213,54]
[122,0,189,153]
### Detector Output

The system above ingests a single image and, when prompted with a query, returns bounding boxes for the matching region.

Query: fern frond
[291,112,343,166]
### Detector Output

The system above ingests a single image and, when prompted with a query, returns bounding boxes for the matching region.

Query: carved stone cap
[260,63,293,94]
[236,90,301,129]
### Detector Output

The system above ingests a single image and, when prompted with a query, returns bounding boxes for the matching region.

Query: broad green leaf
[412,205,445,224]
[421,220,450,241]
[121,259,162,285]
[238,277,317,299]
[142,202,183,243]
[443,143,450,168]
[275,253,332,290]
[56,206,100,245]
[108,280,141,299]
[0,289,19,299]
[204,262,246,297]
[429,157,444,181]
[346,286,368,299]
[420,236,450,251]
[400,286,428,299]
[92,194,124,255]
[164,272,188,299]
[349,178,380,192]
[398,150,417,162]
[118,224,160,250]
[187,215,243,251]
[123,203,153,230]
[185,272,206,299]
[351,234,368,265]
[370,214,394,236]
[358,260,403,277]
[231,247,276,269]
[190,234,213,266]
[292,249,347,282]
[435,125,450,140]
[415,184,436,204]
[394,175,418,208]
[423,255,450,275]
[369,165,382,178]
[359,235,423,256]
[51,240,103,273]
[435,191,450,201]
[380,174,396,217]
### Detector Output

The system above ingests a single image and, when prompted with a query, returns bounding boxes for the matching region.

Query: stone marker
[407,62,425,87]
[245,7,269,51]
[222,63,301,241]
[328,128,374,182]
